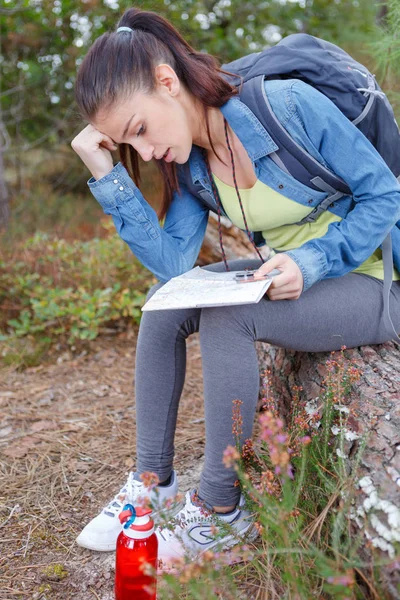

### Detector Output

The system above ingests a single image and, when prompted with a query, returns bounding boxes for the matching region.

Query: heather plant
[148,348,390,599]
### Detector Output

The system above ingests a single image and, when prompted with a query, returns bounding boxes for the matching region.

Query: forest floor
[0,327,246,600]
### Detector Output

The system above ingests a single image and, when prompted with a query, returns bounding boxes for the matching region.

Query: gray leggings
[134,259,400,507]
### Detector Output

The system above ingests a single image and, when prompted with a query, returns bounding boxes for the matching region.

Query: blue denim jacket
[88,79,400,290]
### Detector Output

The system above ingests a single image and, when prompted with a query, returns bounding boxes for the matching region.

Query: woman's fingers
[72,124,116,153]
[100,138,118,151]
[71,124,116,180]
[254,253,304,300]
[267,288,302,300]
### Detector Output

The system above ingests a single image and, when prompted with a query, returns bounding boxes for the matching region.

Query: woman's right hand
[71,124,118,181]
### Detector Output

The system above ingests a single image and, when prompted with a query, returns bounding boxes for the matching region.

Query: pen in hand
[234,269,280,283]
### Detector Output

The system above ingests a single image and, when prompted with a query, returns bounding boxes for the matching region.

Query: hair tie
[116,26,134,33]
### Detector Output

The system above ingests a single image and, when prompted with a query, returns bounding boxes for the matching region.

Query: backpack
[222,32,400,197]
[181,33,400,340]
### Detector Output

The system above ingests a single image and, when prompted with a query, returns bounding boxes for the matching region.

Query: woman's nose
[136,141,155,162]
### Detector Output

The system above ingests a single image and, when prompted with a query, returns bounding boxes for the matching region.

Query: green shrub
[0,231,152,362]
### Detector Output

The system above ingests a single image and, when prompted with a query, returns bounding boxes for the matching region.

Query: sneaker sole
[76,536,119,552]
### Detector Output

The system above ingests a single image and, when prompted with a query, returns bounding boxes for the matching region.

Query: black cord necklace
[202,118,265,270]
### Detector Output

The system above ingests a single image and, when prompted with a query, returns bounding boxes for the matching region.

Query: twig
[0,504,20,529]
[13,561,66,571]
[90,588,102,600]
[61,461,72,497]
[23,524,32,558]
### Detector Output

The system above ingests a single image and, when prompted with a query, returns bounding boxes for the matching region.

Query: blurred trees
[0,0,386,227]
[1,0,378,148]
[372,0,400,108]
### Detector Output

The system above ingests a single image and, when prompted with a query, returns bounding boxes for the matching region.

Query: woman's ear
[154,63,180,97]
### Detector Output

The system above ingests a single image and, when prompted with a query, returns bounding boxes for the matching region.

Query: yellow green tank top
[212,174,400,281]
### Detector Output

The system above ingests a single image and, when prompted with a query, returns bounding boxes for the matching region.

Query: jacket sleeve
[283,80,400,291]
[88,162,209,282]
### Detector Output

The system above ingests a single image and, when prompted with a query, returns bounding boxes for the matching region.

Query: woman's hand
[253,253,304,300]
[71,124,118,181]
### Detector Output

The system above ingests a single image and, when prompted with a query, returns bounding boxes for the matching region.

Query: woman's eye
[136,125,145,137]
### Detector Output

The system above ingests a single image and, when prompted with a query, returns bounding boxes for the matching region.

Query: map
[141,267,274,311]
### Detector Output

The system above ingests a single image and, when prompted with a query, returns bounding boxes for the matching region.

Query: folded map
[141,266,274,311]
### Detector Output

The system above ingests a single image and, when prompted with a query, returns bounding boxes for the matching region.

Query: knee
[140,296,200,339]
[199,304,256,339]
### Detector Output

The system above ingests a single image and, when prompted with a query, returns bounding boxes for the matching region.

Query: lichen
[334,404,350,414]
[352,476,400,558]
[386,466,400,488]
[331,425,359,441]
[336,448,347,458]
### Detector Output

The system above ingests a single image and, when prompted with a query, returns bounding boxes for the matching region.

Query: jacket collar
[188,96,278,186]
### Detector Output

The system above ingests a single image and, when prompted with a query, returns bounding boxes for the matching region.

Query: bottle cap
[119,504,155,539]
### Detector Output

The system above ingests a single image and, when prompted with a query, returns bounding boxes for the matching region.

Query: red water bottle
[115,503,158,600]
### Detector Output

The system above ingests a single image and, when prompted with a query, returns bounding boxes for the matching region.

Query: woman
[71,7,400,563]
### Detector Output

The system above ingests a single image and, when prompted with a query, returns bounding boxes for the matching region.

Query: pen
[234,268,281,283]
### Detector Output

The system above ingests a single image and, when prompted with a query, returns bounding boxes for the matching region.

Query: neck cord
[202,118,265,270]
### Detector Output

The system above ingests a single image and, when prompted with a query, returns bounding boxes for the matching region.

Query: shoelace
[103,472,144,517]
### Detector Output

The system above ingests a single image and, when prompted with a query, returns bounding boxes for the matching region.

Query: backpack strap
[239,75,352,223]
[294,178,346,225]
[382,233,400,343]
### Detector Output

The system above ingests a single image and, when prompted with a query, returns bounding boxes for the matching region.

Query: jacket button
[278,184,284,189]
[308,199,313,204]
[113,179,118,184]
[119,186,124,191]
[330,203,335,208]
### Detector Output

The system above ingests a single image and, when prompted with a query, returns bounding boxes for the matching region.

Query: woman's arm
[71,124,209,282]
[282,80,400,291]
[87,162,209,282]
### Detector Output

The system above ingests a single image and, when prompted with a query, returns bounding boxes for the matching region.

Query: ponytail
[75,8,238,220]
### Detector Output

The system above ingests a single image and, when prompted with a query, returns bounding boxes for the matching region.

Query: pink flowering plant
[153,348,388,600]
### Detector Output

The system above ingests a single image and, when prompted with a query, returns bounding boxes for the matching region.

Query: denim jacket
[88,79,400,291]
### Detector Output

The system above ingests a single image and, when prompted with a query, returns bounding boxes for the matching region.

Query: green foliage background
[1,0,380,194]
[1,0,398,361]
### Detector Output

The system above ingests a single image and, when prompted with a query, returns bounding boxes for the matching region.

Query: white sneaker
[76,470,180,551]
[156,488,258,567]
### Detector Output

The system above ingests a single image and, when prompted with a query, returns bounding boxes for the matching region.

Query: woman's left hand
[253,253,304,300]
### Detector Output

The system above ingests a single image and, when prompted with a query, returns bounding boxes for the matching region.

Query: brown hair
[74,7,239,220]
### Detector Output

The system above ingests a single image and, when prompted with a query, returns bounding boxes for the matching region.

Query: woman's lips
[163,148,173,163]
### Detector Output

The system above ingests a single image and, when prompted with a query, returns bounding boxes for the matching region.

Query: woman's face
[93,64,196,164]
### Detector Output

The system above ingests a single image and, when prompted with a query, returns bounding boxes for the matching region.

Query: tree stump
[198,218,400,596]
[256,342,400,599]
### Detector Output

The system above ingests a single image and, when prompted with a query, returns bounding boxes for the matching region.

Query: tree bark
[376,2,388,26]
[256,343,400,598]
[0,121,10,228]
